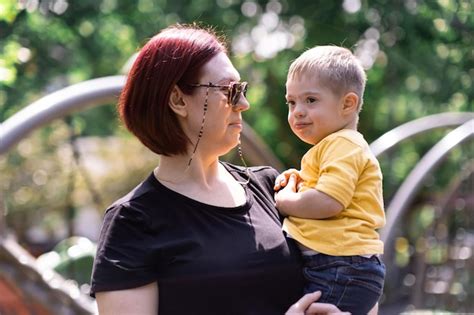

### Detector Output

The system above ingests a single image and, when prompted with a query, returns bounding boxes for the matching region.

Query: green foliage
[1,1,473,156]
[1,116,159,241]
[1,0,472,239]
[1,1,473,311]
[0,0,19,24]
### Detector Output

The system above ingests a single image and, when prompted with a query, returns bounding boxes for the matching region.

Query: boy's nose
[293,104,305,117]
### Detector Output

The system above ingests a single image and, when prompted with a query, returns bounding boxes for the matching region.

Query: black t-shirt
[90,162,304,314]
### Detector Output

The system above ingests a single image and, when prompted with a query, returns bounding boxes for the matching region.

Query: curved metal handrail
[370,112,474,157]
[0,76,125,154]
[380,119,474,246]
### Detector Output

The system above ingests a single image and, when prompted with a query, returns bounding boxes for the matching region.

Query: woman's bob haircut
[118,24,227,156]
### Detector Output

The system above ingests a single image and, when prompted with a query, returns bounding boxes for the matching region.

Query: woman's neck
[154,155,246,207]
[155,154,219,186]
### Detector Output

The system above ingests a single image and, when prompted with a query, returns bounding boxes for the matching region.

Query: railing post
[0,187,5,239]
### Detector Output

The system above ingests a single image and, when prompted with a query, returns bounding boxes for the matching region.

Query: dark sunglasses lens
[231,83,247,106]
[232,83,240,106]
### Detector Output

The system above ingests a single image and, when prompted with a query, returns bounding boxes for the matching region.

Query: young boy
[274,45,386,314]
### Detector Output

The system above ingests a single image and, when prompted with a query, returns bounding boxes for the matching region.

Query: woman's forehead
[200,52,240,83]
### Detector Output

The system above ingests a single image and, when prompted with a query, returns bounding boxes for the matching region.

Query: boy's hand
[275,174,343,219]
[274,168,302,191]
[275,173,299,216]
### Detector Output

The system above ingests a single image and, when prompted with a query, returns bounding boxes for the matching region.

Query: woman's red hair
[118,24,227,156]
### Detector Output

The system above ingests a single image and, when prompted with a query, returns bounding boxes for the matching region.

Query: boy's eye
[306,97,317,103]
[286,100,295,107]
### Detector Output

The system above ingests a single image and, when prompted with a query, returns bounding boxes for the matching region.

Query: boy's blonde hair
[288,45,366,109]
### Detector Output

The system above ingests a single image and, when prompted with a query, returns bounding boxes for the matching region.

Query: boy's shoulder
[306,129,371,159]
[323,129,368,148]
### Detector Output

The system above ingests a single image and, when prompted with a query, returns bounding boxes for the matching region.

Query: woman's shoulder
[103,172,164,221]
[108,172,153,202]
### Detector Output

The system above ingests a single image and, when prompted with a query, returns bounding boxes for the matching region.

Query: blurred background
[0,0,472,314]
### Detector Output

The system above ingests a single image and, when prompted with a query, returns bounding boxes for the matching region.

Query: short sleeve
[315,138,366,208]
[90,203,158,296]
[247,165,282,221]
[250,166,279,194]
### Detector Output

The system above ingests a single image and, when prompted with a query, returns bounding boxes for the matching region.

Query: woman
[90,23,349,314]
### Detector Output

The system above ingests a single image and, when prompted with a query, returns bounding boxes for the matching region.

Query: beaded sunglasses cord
[237,140,251,185]
[186,86,209,168]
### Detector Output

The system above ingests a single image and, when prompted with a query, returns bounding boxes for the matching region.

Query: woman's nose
[233,94,250,112]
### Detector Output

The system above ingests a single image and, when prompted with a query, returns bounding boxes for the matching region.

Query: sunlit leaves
[395,236,411,267]
[0,41,21,85]
[1,0,470,166]
[0,0,20,24]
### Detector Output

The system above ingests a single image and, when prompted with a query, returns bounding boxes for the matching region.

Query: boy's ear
[341,92,359,115]
[169,85,188,118]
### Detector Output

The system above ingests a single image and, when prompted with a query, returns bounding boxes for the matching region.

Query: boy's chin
[301,138,316,145]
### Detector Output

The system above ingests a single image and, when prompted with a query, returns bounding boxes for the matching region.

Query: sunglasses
[188,81,248,108]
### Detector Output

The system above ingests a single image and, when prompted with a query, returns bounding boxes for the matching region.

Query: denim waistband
[302,252,382,265]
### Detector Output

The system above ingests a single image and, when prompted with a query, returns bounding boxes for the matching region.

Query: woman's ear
[342,92,359,115]
[169,85,188,118]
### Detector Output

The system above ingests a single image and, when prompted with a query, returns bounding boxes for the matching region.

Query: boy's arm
[275,174,343,219]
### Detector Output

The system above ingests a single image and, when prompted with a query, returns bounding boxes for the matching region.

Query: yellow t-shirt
[283,129,385,256]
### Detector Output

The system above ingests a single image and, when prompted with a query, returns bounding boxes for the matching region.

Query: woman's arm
[96,282,158,315]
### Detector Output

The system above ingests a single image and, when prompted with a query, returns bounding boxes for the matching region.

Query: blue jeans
[302,253,385,315]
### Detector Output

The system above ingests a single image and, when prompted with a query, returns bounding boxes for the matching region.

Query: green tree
[1,0,472,165]
[1,0,473,311]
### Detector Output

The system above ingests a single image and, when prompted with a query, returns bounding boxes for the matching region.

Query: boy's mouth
[293,122,311,130]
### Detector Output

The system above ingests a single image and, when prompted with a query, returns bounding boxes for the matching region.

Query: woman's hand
[285,291,351,315]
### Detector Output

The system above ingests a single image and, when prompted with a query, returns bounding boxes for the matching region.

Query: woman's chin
[217,139,240,157]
